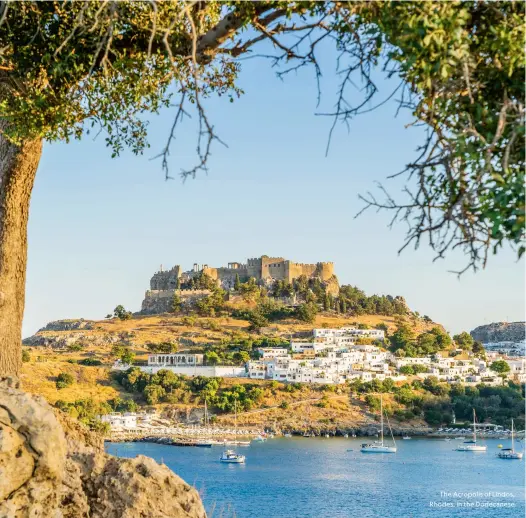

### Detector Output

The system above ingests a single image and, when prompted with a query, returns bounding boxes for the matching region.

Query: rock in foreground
[0,378,206,518]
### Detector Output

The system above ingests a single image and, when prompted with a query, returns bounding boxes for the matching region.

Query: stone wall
[140,289,211,314]
[149,265,181,290]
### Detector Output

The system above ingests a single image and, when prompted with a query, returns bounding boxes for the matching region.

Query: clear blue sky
[24,43,524,337]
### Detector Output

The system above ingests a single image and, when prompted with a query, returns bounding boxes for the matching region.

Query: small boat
[325,434,330,438]
[344,434,349,438]
[455,409,487,452]
[283,433,292,438]
[498,444,503,448]
[220,401,246,463]
[361,395,397,453]
[352,434,357,438]
[220,449,246,463]
[498,420,523,460]
[444,438,451,442]
[303,432,312,438]
[253,435,267,442]
[402,436,411,440]
[195,441,213,448]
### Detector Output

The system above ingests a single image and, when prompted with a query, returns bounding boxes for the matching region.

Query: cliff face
[470,321,525,343]
[0,378,206,518]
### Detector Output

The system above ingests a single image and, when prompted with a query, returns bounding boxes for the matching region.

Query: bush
[113,305,132,320]
[21,349,30,362]
[147,341,178,353]
[78,358,103,366]
[280,400,289,409]
[56,372,75,389]
[67,343,83,352]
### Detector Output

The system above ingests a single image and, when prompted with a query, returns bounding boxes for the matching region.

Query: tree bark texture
[0,120,42,377]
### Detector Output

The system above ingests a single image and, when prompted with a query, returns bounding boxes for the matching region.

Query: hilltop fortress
[141,255,339,314]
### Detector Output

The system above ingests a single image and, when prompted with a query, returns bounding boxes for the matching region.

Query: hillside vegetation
[21,286,524,433]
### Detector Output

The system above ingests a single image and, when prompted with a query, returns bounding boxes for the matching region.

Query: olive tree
[0,1,523,376]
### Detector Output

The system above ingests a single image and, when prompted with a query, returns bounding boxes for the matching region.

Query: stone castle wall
[150,266,181,290]
[141,289,211,314]
[141,256,338,313]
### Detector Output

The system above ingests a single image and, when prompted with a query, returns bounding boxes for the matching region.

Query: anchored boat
[498,419,523,460]
[455,409,487,452]
[220,401,246,464]
[361,395,397,453]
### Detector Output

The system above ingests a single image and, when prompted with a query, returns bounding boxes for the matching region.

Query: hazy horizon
[23,43,525,337]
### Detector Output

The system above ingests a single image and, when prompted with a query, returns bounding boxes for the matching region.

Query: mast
[511,419,514,452]
[380,394,384,445]
[204,399,208,427]
[473,408,476,442]
[234,399,237,436]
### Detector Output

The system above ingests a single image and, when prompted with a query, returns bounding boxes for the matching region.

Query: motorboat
[402,436,411,440]
[361,395,397,453]
[220,400,246,463]
[253,435,267,442]
[220,449,246,463]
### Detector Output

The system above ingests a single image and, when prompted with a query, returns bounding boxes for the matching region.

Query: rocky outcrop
[0,378,206,518]
[23,332,122,349]
[37,319,94,333]
[470,321,525,344]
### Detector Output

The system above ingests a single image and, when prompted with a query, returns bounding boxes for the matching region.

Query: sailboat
[498,419,523,459]
[361,395,397,453]
[455,409,487,452]
[220,400,245,463]
[196,400,212,447]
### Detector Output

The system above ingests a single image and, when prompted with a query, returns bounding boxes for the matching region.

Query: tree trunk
[0,121,42,377]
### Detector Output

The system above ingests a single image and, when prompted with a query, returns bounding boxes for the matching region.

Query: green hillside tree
[490,360,511,378]
[0,1,523,377]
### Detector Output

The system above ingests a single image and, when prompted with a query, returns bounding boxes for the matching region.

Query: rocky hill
[470,321,525,344]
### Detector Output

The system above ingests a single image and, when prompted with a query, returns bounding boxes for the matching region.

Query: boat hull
[455,445,487,452]
[361,446,397,453]
[220,457,245,463]
[497,451,523,459]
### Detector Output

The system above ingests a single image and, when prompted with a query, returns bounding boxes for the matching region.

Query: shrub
[113,305,132,320]
[56,372,75,389]
[21,349,30,362]
[280,400,289,409]
[78,358,103,366]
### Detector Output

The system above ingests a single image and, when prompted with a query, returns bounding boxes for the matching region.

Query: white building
[313,327,385,341]
[100,412,137,429]
[148,353,204,367]
[507,359,526,382]
[291,342,315,353]
[257,347,288,359]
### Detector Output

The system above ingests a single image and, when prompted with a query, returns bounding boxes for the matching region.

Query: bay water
[106,437,525,517]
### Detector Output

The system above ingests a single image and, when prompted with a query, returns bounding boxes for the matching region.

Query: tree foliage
[0,1,522,271]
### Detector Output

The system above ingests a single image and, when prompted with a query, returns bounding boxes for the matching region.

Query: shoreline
[104,425,520,444]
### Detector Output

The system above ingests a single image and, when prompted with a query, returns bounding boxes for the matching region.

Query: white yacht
[220,449,246,463]
[253,435,267,442]
[455,409,487,452]
[361,395,397,453]
[498,420,523,460]
[220,401,246,463]
[402,436,411,440]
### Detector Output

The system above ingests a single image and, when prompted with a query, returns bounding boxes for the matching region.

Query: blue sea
[106,438,525,518]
